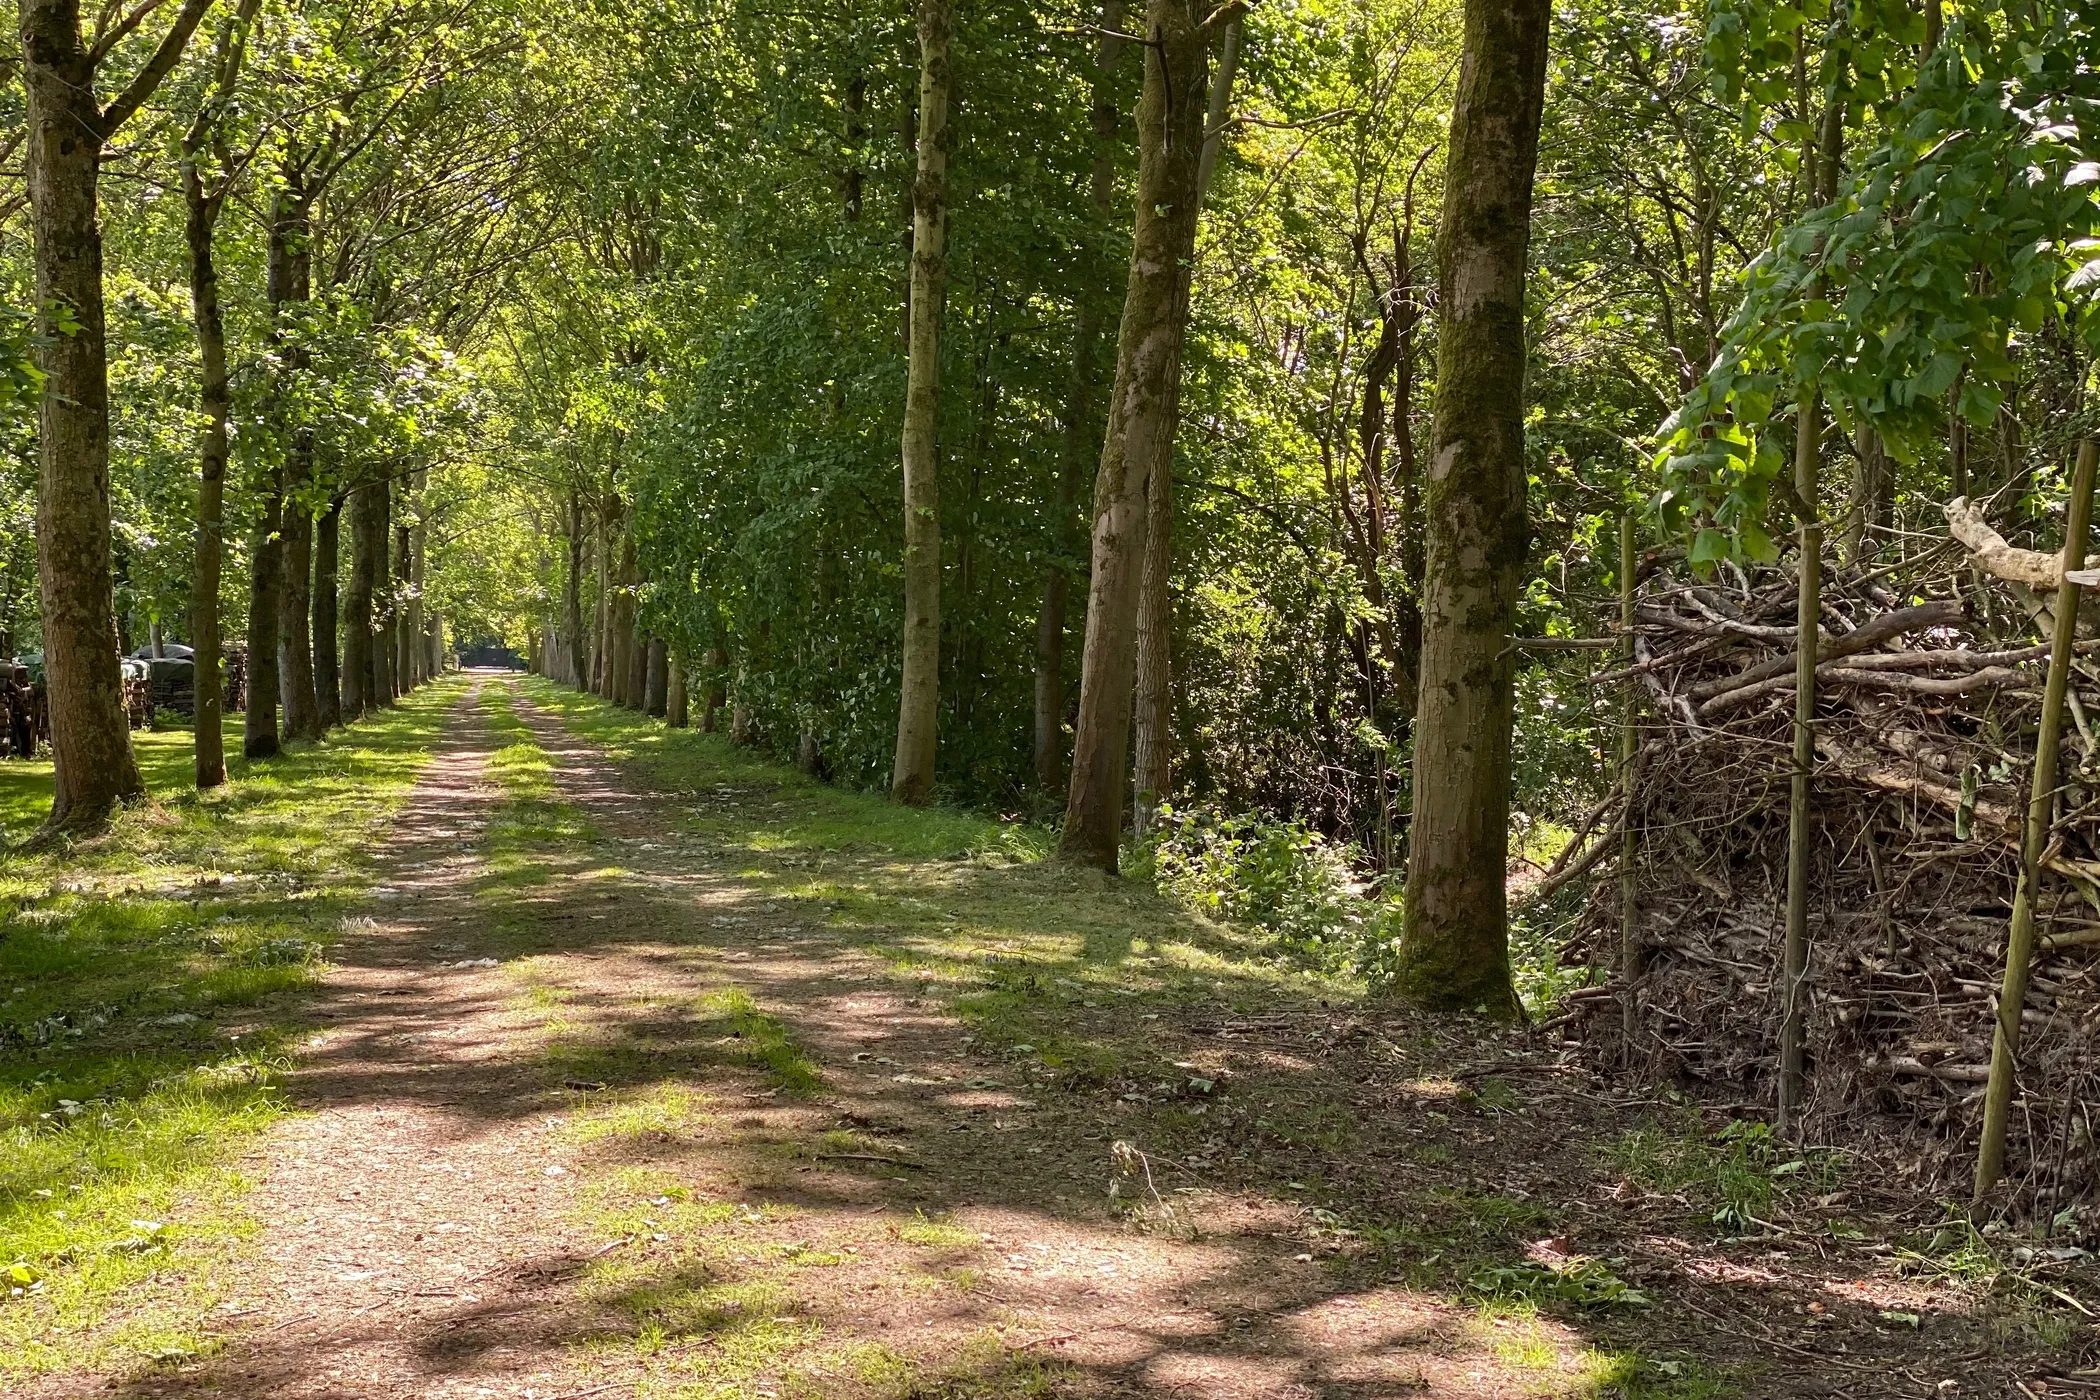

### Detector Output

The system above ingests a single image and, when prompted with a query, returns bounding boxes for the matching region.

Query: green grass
[0,679,467,1378]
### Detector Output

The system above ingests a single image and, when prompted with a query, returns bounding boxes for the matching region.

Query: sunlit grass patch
[698,987,821,1096]
[887,1210,976,1249]
[563,1082,718,1146]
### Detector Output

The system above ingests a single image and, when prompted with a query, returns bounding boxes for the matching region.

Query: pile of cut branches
[1563,528,2100,1222]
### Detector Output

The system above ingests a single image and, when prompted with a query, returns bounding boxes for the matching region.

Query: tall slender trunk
[20,0,191,826]
[1130,7,1237,836]
[243,491,282,758]
[1058,0,1215,870]
[366,474,393,706]
[183,156,229,789]
[394,508,413,693]
[277,503,317,740]
[268,176,320,741]
[645,637,668,716]
[407,471,427,686]
[565,486,587,689]
[1036,4,1127,793]
[593,497,615,695]
[1130,453,1173,835]
[667,649,689,727]
[343,481,375,719]
[1392,0,1550,1014]
[891,0,956,805]
[312,501,340,727]
[703,613,728,731]
[626,619,648,709]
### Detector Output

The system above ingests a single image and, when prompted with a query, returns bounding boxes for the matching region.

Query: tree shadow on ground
[74,678,2085,1400]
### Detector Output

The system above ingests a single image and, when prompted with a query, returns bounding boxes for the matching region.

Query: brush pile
[1563,531,2100,1219]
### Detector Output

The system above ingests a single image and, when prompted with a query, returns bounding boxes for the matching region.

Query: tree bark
[368,474,393,706]
[891,0,955,805]
[1130,8,1237,838]
[703,629,727,732]
[565,486,588,689]
[183,148,229,789]
[312,501,340,727]
[645,637,668,716]
[276,502,317,741]
[1058,0,1216,871]
[394,507,413,694]
[19,0,217,825]
[342,484,372,719]
[1392,0,1550,1014]
[268,175,320,742]
[407,472,427,686]
[1036,4,1127,794]
[1130,445,1173,836]
[667,649,689,727]
[243,490,282,758]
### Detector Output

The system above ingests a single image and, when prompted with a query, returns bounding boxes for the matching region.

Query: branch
[88,0,170,63]
[1945,495,2065,589]
[99,0,216,138]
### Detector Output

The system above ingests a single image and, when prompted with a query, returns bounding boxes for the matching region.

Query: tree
[1390,0,1552,1014]
[890,0,955,806]
[1033,3,1127,794]
[21,0,217,830]
[181,0,263,789]
[1058,0,1231,870]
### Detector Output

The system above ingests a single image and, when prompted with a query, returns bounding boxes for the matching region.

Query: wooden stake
[1779,392,1822,1139]
[1975,437,2100,1203]
[1619,511,1640,1054]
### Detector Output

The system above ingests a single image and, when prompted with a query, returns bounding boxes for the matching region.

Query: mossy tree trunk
[1392,0,1551,1015]
[22,0,212,826]
[1058,0,1218,871]
[891,0,955,806]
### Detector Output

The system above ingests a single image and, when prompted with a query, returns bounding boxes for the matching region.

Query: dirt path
[79,677,2082,1399]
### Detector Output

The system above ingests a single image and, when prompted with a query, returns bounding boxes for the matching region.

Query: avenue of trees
[8,0,2100,1013]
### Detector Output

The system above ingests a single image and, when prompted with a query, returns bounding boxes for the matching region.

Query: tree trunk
[394,510,413,694]
[313,501,340,728]
[645,637,668,716]
[1843,424,1892,564]
[667,650,689,727]
[342,484,372,719]
[243,490,282,758]
[268,177,320,742]
[611,526,637,706]
[703,634,726,733]
[21,0,157,827]
[1058,0,1213,871]
[891,0,955,805]
[565,486,588,689]
[626,619,647,710]
[1036,4,1127,794]
[184,157,229,789]
[1392,0,1550,1015]
[368,475,393,706]
[276,502,318,741]
[1131,446,1173,836]
[407,475,427,686]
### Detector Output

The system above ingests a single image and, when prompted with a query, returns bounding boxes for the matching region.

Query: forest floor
[5,673,2097,1399]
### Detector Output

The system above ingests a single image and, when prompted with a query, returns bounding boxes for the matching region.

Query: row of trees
[4,0,559,833]
[16,0,2100,1011]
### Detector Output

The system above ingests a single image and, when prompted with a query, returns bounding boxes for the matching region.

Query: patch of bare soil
[56,678,2100,1398]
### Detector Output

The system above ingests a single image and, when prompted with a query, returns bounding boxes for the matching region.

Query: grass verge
[0,679,467,1378]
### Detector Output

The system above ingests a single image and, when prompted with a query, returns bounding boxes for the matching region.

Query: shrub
[1138,803,1371,970]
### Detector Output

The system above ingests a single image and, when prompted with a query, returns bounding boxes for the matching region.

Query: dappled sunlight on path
[95,676,1614,1399]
